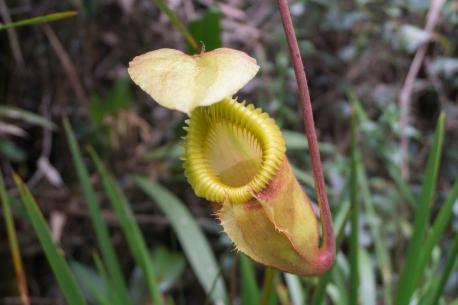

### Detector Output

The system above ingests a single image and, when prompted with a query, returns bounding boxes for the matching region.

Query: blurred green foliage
[188,8,222,52]
[90,79,132,126]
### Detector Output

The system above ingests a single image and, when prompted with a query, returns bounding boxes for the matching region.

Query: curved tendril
[276,0,335,264]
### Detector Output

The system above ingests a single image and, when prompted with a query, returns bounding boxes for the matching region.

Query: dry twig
[43,24,90,106]
[0,0,24,66]
[398,0,445,179]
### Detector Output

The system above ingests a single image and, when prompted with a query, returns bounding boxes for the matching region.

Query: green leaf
[151,0,198,52]
[93,254,122,305]
[0,138,26,162]
[240,254,260,305]
[0,170,29,303]
[284,273,305,305]
[129,247,186,303]
[89,95,105,125]
[260,268,277,305]
[329,254,350,305]
[291,163,315,188]
[89,79,132,125]
[63,119,131,305]
[151,247,186,291]
[14,176,88,305]
[388,165,416,207]
[421,234,458,305]
[311,199,351,305]
[395,113,445,305]
[147,142,184,161]
[283,130,335,153]
[70,261,108,304]
[349,108,359,305]
[359,248,376,305]
[88,150,164,305]
[0,11,77,31]
[417,179,458,277]
[358,162,393,305]
[0,106,56,129]
[135,177,228,304]
[189,8,221,52]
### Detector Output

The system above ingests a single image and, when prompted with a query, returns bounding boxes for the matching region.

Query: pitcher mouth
[183,98,286,204]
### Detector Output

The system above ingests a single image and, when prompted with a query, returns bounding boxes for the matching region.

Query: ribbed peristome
[183,98,286,203]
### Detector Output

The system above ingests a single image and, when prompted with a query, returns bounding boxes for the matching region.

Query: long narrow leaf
[330,254,350,305]
[93,254,123,305]
[359,248,376,305]
[358,164,393,304]
[284,273,305,305]
[0,11,77,31]
[395,113,445,305]
[311,199,351,305]
[135,177,228,304]
[88,150,164,305]
[151,0,198,51]
[70,261,109,305]
[260,268,277,305]
[388,165,416,207]
[240,254,260,305]
[0,106,56,130]
[349,109,359,305]
[63,119,131,305]
[14,176,88,305]
[415,180,458,287]
[424,234,458,305]
[0,171,30,305]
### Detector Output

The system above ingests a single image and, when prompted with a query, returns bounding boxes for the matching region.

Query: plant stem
[260,268,276,305]
[0,11,77,31]
[152,0,199,52]
[349,108,360,304]
[0,171,30,305]
[276,0,335,261]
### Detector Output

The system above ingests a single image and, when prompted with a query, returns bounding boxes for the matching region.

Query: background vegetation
[1,0,458,304]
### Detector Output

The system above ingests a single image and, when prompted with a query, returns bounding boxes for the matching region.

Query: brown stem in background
[276,0,335,264]
[0,0,24,66]
[43,24,90,107]
[398,0,445,179]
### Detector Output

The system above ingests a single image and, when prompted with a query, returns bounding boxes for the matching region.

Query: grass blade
[13,175,88,305]
[135,178,228,304]
[0,171,30,305]
[415,180,458,286]
[70,260,117,305]
[330,254,349,305]
[284,273,305,305]
[359,248,376,305]
[151,0,198,51]
[358,163,393,304]
[93,254,124,305]
[311,199,351,305]
[349,108,359,305]
[388,165,416,207]
[240,254,260,305]
[0,11,77,31]
[88,149,164,305]
[422,234,458,305]
[188,8,221,51]
[395,113,445,305]
[260,268,277,305]
[63,119,131,305]
[0,106,56,130]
